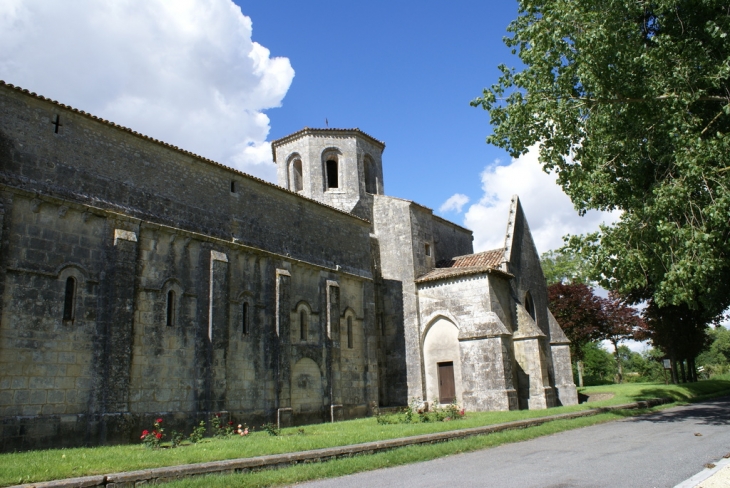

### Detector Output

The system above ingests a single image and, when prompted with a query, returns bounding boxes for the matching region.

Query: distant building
[0,81,576,451]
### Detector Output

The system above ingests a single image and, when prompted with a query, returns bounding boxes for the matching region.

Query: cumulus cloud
[463,147,621,254]
[439,193,470,214]
[0,0,294,181]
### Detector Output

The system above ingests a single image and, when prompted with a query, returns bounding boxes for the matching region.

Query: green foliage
[579,342,617,385]
[540,249,590,285]
[697,326,730,376]
[188,421,206,444]
[376,399,466,425]
[262,423,280,436]
[474,0,730,318]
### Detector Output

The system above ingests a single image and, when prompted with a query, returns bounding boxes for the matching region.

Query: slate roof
[416,248,511,283]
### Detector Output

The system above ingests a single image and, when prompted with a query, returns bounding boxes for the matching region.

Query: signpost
[663,359,671,385]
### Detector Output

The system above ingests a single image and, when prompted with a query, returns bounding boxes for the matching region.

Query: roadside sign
[663,359,671,369]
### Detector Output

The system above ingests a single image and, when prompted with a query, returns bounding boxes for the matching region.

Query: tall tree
[547,282,604,386]
[597,294,644,383]
[474,0,730,359]
[540,249,591,286]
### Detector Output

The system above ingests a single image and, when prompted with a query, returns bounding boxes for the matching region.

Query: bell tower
[271,128,385,220]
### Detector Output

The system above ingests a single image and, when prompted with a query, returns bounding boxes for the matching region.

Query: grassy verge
[161,409,654,488]
[2,376,729,487]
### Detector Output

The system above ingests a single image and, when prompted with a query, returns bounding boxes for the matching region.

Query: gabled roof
[437,248,504,269]
[416,248,511,284]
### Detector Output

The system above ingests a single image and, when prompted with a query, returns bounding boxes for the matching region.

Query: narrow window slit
[347,316,353,349]
[63,277,76,322]
[166,290,175,327]
[300,309,308,341]
[242,302,249,335]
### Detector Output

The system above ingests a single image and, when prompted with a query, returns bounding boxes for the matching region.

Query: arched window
[364,156,376,194]
[166,290,175,327]
[525,291,536,321]
[63,277,76,322]
[242,302,249,335]
[326,159,338,189]
[300,309,308,341]
[290,159,303,192]
[347,316,353,349]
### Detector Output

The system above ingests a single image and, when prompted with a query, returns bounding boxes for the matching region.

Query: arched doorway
[423,317,463,405]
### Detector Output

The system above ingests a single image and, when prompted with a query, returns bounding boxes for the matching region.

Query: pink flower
[243,428,249,435]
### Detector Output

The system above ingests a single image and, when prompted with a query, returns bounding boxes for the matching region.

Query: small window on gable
[326,159,338,189]
[230,180,236,193]
[63,277,76,322]
[166,290,176,327]
[425,243,431,256]
[300,309,308,341]
[347,316,353,349]
[242,302,249,335]
[525,291,535,321]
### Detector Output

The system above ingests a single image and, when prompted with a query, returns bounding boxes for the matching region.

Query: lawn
[2,376,729,487]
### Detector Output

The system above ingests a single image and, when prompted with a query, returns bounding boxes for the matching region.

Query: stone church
[0,80,577,450]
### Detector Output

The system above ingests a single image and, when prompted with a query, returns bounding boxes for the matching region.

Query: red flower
[228,421,234,425]
[140,430,149,439]
[155,432,162,439]
[156,418,163,424]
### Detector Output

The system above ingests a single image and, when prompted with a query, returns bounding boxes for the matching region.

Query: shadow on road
[616,395,730,426]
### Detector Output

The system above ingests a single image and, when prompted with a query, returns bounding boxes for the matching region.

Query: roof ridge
[0,80,370,224]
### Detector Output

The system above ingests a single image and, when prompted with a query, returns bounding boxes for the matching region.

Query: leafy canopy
[474,0,730,315]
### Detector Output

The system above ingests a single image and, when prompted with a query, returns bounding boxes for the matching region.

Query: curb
[11,398,672,488]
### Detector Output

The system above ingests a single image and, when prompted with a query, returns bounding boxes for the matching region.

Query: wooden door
[437,361,456,404]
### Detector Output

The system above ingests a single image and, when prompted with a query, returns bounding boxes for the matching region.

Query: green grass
[2,376,729,487]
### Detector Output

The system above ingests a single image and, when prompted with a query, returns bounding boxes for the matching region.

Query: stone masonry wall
[0,85,379,450]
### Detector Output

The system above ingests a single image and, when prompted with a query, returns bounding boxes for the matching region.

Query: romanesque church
[0,80,577,450]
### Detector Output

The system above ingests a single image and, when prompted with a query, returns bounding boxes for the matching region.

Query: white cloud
[439,193,470,214]
[0,0,294,181]
[463,146,621,254]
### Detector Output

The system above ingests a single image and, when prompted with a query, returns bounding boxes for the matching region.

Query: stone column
[275,268,292,425]
[209,250,229,412]
[325,280,342,420]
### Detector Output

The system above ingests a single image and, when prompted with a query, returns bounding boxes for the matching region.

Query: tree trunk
[688,357,697,382]
[612,340,623,384]
[670,357,678,384]
[577,360,584,388]
[679,360,687,383]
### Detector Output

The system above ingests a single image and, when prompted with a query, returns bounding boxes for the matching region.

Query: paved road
[296,397,730,488]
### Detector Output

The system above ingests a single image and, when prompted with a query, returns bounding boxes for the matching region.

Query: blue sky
[0,0,618,254]
[236,0,517,214]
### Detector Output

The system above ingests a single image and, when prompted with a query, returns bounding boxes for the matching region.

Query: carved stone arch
[291,357,325,415]
[321,147,342,190]
[161,279,183,328]
[420,311,461,345]
[56,263,89,282]
[286,152,303,192]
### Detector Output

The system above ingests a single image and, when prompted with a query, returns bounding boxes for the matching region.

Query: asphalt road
[295,397,730,488]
